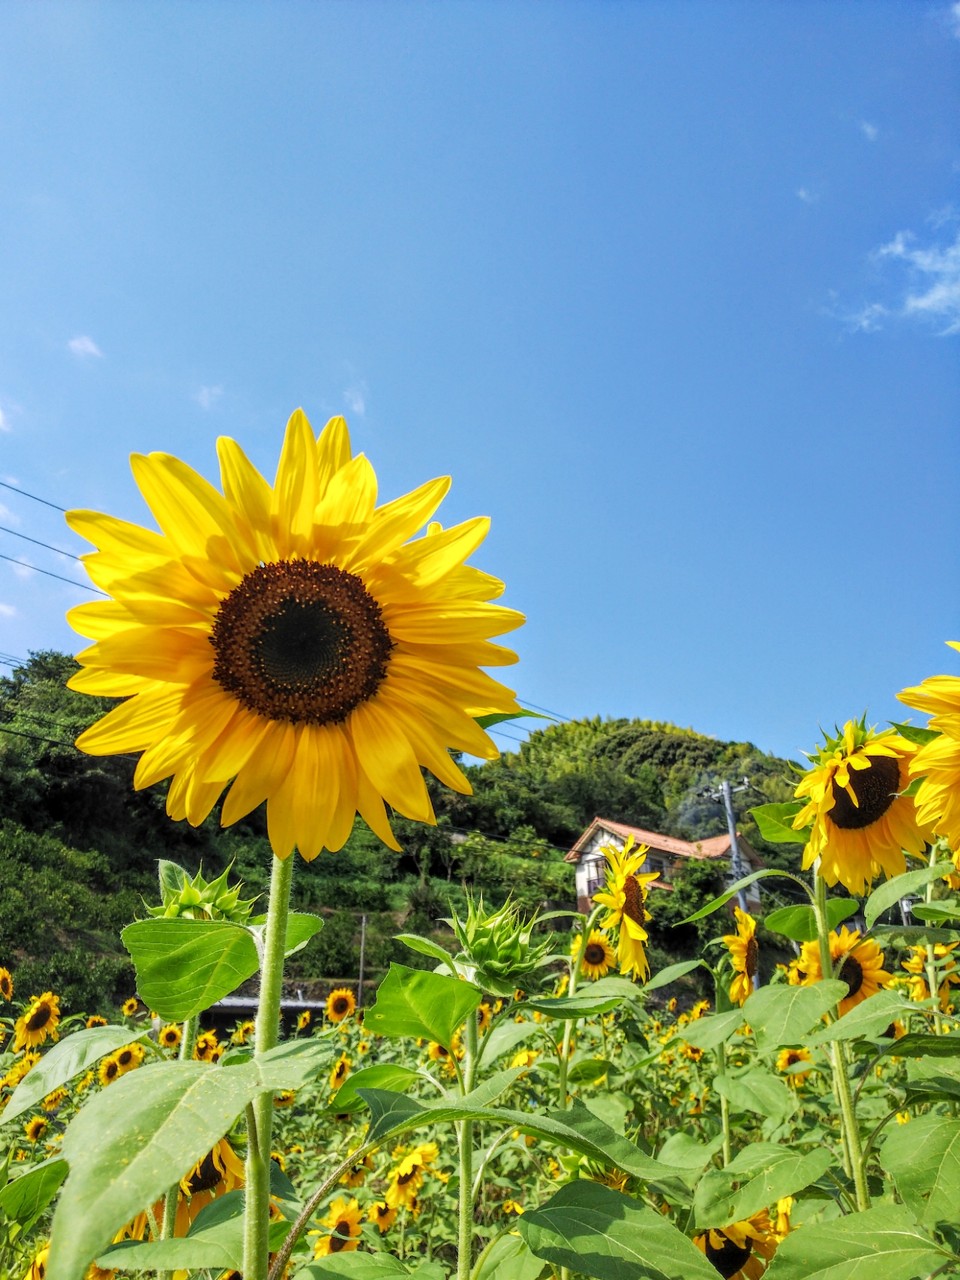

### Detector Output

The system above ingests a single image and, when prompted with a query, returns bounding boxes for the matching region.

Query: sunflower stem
[813,870,870,1212]
[159,1013,198,1272]
[243,851,294,1280]
[457,1009,479,1280]
[924,846,946,1035]
[715,1040,732,1167]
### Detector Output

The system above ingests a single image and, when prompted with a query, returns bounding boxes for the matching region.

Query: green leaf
[395,933,456,967]
[765,899,857,942]
[46,1057,287,1280]
[2,1026,150,1125]
[641,960,703,992]
[877,1033,960,1059]
[713,1068,797,1124]
[680,870,792,923]
[764,1203,950,1280]
[692,1146,832,1229]
[522,977,639,1019]
[364,964,483,1048]
[97,1220,243,1272]
[864,865,956,928]
[804,990,913,1045]
[871,924,960,948]
[282,911,323,955]
[517,1180,719,1280]
[880,1115,960,1228]
[656,1132,724,1172]
[328,1064,422,1113]
[474,1231,546,1280]
[677,1010,744,1050]
[251,1038,332,1090]
[741,980,848,1051]
[750,801,806,844]
[911,901,960,924]
[475,708,546,729]
[0,1157,68,1227]
[479,1018,543,1067]
[121,918,259,1021]
[889,721,940,746]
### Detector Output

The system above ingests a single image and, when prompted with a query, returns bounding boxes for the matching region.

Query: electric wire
[0,479,68,513]
[0,524,83,561]
[0,552,107,596]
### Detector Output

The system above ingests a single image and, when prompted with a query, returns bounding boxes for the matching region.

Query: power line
[0,552,108,597]
[0,524,83,562]
[0,479,68,513]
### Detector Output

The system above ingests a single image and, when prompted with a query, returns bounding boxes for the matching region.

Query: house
[565,816,763,915]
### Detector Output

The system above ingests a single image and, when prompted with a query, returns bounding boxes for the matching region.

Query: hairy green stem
[158,1013,199,1280]
[243,852,294,1280]
[457,1010,479,1280]
[813,871,870,1212]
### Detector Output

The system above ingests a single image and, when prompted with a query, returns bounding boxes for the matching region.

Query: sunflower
[2,1051,39,1092]
[476,1001,492,1034]
[312,1197,363,1257]
[194,1030,220,1061]
[24,1115,48,1143]
[592,837,658,981]
[694,1209,777,1279]
[574,929,616,981]
[325,987,356,1023]
[901,943,960,1011]
[159,1023,183,1050]
[179,1138,245,1202]
[368,1200,397,1234]
[114,1043,145,1077]
[98,1054,122,1087]
[775,1047,813,1088]
[13,992,61,1052]
[41,1088,68,1111]
[340,1153,374,1188]
[296,1009,311,1032]
[66,411,522,861]
[0,967,12,1001]
[85,1014,107,1028]
[385,1142,439,1210]
[329,1053,351,1091]
[121,998,139,1019]
[23,1245,48,1280]
[231,1019,256,1045]
[899,643,960,848]
[722,908,758,1006]
[793,719,930,896]
[798,926,891,1017]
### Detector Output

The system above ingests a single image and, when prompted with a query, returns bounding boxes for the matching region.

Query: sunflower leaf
[879,1115,960,1228]
[741,980,849,1051]
[364,963,483,1048]
[121,918,260,1021]
[803,989,913,1045]
[1,1025,152,1126]
[863,864,956,928]
[676,1009,744,1050]
[394,932,458,969]
[521,976,640,1018]
[712,1067,798,1123]
[328,1064,422,1113]
[911,900,960,923]
[692,1145,833,1230]
[641,959,703,992]
[763,1203,951,1280]
[516,1181,719,1280]
[765,899,858,942]
[0,1156,68,1228]
[749,801,807,844]
[680,869,792,923]
[889,721,941,746]
[473,1231,546,1280]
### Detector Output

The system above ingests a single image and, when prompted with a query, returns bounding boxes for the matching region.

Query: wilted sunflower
[573,929,616,981]
[793,719,930,896]
[312,1197,363,1257]
[66,411,522,861]
[13,992,61,1052]
[722,908,758,1006]
[798,926,891,1017]
[898,643,960,849]
[592,837,658,981]
[325,987,356,1023]
[0,967,12,1001]
[694,1209,777,1279]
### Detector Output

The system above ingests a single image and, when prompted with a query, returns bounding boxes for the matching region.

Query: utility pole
[702,777,751,913]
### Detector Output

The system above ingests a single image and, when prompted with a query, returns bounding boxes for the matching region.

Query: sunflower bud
[147,860,258,924]
[445,895,552,997]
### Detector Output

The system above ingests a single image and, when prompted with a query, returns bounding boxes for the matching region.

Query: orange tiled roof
[564,816,759,866]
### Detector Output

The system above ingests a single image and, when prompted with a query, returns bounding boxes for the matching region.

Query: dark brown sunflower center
[829,754,900,830]
[186,1151,223,1195]
[25,1005,52,1032]
[584,942,607,966]
[705,1233,753,1278]
[839,954,864,998]
[623,875,645,925]
[332,997,350,1016]
[210,560,392,725]
[745,936,759,978]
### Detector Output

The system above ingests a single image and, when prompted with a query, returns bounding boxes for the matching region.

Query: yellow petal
[348,700,434,824]
[129,453,245,579]
[272,409,320,554]
[314,454,378,533]
[217,436,274,563]
[383,600,525,645]
[345,476,450,571]
[75,688,183,755]
[316,415,353,494]
[66,509,169,558]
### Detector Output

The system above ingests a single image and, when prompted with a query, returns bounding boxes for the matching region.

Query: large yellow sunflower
[13,992,61,1052]
[572,929,616,981]
[694,1209,777,1279]
[793,719,930,896]
[797,925,891,1017]
[722,907,758,1006]
[592,837,658,981]
[899,643,960,850]
[67,411,522,860]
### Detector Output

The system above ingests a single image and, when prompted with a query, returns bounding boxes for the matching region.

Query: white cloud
[195,385,223,410]
[876,227,960,334]
[10,559,32,580]
[848,302,889,333]
[0,406,9,433]
[795,186,818,205]
[0,502,20,526]
[950,2,960,38]
[859,120,879,143]
[343,383,367,416]
[68,334,103,358]
[0,603,16,618]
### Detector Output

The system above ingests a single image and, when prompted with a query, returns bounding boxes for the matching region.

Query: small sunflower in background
[798,926,891,1017]
[66,410,522,861]
[13,992,61,1052]
[22,1244,48,1280]
[593,837,658,981]
[194,1030,220,1062]
[159,1023,182,1051]
[85,1014,107,1029]
[231,1019,256,1045]
[368,1200,397,1234]
[98,1055,122,1087]
[340,1153,374,1189]
[694,1209,777,1279]
[722,908,758,1006]
[776,1047,814,1089]
[901,942,960,1011]
[120,997,140,1019]
[325,987,356,1023]
[296,1009,311,1032]
[41,1088,67,1112]
[24,1115,48,1144]
[572,929,616,981]
[793,719,930,896]
[0,967,13,1001]
[113,1043,145,1077]
[329,1053,351,1092]
[312,1197,363,1257]
[899,642,960,850]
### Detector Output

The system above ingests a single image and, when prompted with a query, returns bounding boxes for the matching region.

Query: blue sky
[0,1,958,766]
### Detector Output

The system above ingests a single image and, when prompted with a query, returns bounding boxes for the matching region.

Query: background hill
[0,652,803,1012]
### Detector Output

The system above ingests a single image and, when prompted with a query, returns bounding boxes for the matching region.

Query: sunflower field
[2,412,960,1280]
